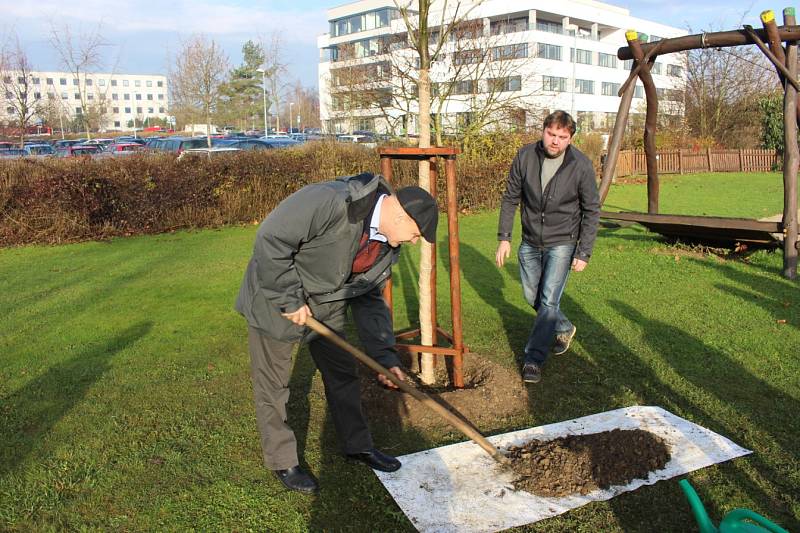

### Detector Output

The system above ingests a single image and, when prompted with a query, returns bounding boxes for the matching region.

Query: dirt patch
[359,353,528,432]
[506,429,671,497]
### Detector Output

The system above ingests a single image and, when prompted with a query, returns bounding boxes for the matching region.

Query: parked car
[114,136,147,146]
[23,144,56,156]
[257,136,302,148]
[53,139,84,150]
[0,148,26,159]
[57,145,103,157]
[0,141,14,150]
[177,146,242,160]
[80,138,115,150]
[154,136,210,154]
[336,134,377,148]
[213,138,287,150]
[105,142,144,154]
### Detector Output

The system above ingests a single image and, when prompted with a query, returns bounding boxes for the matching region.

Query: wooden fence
[614,149,780,177]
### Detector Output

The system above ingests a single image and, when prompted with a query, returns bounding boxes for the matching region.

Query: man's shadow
[1,322,153,480]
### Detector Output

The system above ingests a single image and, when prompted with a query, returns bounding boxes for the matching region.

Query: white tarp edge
[374,405,752,532]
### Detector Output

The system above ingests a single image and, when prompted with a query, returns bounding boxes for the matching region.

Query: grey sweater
[497,141,600,262]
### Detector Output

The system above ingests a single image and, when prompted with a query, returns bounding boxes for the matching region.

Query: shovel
[305,316,510,466]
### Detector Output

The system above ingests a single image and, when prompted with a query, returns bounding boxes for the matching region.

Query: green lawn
[1,172,798,532]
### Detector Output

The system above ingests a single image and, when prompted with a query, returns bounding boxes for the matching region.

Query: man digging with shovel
[235,172,438,494]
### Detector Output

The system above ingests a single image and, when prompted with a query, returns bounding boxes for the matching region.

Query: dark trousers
[248,325,372,470]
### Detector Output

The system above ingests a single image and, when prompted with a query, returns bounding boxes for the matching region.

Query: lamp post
[288,102,295,133]
[256,68,268,135]
[566,23,579,118]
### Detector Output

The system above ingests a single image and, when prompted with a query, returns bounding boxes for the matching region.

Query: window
[111,79,118,87]
[490,16,528,35]
[114,121,120,128]
[634,85,644,98]
[158,94,164,100]
[492,43,528,61]
[146,80,153,87]
[331,8,396,37]
[542,75,566,92]
[147,94,153,100]
[87,94,94,100]
[73,79,79,86]
[651,62,662,75]
[570,48,593,65]
[488,76,522,92]
[602,82,620,96]
[135,80,141,87]
[453,49,485,65]
[622,59,634,70]
[123,80,129,87]
[74,93,80,99]
[147,107,154,114]
[157,80,163,87]
[86,79,93,86]
[6,107,13,114]
[75,106,82,114]
[537,43,561,61]
[33,77,40,84]
[112,93,118,100]
[656,87,665,98]
[667,64,683,77]
[136,106,142,113]
[575,79,594,94]
[125,107,131,113]
[60,78,67,85]
[536,20,563,34]
[46,78,54,85]
[113,107,119,113]
[159,107,165,113]
[99,79,106,86]
[61,92,68,99]
[452,80,476,95]
[124,93,130,100]
[599,53,617,68]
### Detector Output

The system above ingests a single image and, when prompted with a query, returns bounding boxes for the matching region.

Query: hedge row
[0,140,524,246]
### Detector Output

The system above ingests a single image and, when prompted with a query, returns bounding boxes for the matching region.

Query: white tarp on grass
[374,405,751,533]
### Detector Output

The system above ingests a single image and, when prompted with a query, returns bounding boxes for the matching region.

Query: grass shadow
[0,321,153,480]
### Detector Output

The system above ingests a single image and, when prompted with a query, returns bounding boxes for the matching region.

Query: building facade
[318,0,687,135]
[1,71,169,133]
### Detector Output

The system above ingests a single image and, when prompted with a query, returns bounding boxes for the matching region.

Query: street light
[288,102,295,133]
[256,68,268,135]
[565,23,579,118]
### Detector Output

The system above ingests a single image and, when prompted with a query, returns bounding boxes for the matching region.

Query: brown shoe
[553,325,577,355]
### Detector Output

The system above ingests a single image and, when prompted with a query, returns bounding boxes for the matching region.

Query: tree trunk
[417,66,435,385]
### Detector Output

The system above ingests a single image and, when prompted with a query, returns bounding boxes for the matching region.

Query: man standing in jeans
[495,111,600,383]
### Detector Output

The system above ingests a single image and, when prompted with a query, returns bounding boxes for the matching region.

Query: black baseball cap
[396,186,438,243]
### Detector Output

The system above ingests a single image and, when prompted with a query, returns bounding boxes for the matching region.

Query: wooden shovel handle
[305,316,509,465]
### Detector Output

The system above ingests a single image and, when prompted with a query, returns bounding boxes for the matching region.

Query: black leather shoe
[346,448,401,472]
[273,466,318,494]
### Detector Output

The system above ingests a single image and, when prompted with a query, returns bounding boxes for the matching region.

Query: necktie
[351,232,383,274]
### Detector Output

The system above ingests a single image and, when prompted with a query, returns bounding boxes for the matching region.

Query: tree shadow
[0,322,153,480]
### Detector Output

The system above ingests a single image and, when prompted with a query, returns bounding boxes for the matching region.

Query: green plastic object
[679,479,790,533]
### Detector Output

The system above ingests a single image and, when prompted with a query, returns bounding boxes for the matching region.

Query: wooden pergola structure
[599,9,799,279]
[378,147,467,387]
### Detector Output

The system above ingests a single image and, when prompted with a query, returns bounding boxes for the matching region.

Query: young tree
[170,34,230,146]
[1,35,40,147]
[49,23,112,139]
[394,0,482,383]
[257,33,288,132]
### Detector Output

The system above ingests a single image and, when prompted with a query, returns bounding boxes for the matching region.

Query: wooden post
[380,155,394,315]
[678,149,684,174]
[598,71,636,206]
[707,147,714,172]
[428,156,438,348]
[783,8,799,279]
[628,31,660,214]
[739,149,744,171]
[445,156,464,387]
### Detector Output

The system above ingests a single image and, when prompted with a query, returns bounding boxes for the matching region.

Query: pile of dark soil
[359,353,528,432]
[506,429,671,497]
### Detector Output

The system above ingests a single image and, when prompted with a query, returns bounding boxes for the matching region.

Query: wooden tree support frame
[378,146,467,388]
[600,14,800,279]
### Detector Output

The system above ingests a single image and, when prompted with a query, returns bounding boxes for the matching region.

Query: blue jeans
[518,242,575,366]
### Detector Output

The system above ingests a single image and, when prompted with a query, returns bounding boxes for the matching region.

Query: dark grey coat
[235,173,400,368]
[497,142,600,262]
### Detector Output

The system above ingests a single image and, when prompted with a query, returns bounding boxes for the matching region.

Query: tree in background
[49,23,114,139]
[287,80,320,130]
[258,33,288,133]
[170,34,229,146]
[759,92,783,152]
[0,34,41,146]
[218,40,265,131]
[683,37,778,148]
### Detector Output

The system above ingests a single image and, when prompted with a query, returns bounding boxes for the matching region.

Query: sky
[0,0,788,90]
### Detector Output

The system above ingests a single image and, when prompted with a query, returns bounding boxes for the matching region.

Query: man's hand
[377,366,407,390]
[495,241,511,267]
[571,258,588,272]
[281,304,313,325]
